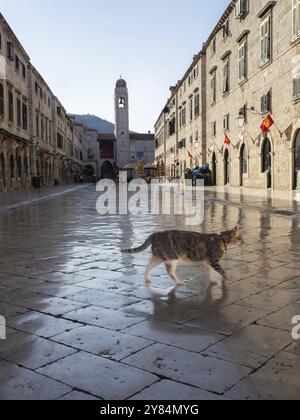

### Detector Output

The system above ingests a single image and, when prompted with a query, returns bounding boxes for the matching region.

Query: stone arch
[101,161,114,179]
[261,136,272,189]
[211,151,217,186]
[223,147,230,186]
[239,143,248,187]
[292,129,300,189]
[0,152,5,189]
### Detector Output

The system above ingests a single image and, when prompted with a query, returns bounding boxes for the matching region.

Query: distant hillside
[70,114,115,133]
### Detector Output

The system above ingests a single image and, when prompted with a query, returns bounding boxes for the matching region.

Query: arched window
[24,157,29,177]
[17,153,22,178]
[295,131,300,172]
[118,97,126,109]
[10,155,15,179]
[0,153,5,182]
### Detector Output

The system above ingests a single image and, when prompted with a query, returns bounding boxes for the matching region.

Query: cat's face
[223,227,243,247]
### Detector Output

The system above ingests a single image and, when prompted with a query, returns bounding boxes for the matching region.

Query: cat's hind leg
[165,261,185,286]
[145,256,162,284]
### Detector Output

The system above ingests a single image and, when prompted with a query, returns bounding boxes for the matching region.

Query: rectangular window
[239,40,247,81]
[189,96,193,121]
[223,59,230,94]
[223,20,230,39]
[261,15,272,64]
[36,113,39,137]
[182,105,186,126]
[194,92,200,117]
[223,114,230,131]
[0,82,4,118]
[261,90,272,114]
[293,0,300,39]
[7,42,15,61]
[8,86,13,123]
[293,77,300,101]
[17,97,21,127]
[57,132,64,149]
[211,122,216,137]
[211,72,216,104]
[236,0,248,19]
[22,103,28,130]
[211,38,216,54]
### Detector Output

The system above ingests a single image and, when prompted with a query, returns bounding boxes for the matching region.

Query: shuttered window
[261,15,272,64]
[239,41,247,81]
[223,60,230,94]
[293,77,300,101]
[293,0,300,39]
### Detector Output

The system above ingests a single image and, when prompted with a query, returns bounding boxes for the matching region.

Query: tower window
[119,97,126,109]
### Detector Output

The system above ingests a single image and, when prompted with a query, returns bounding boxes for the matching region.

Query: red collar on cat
[221,235,228,252]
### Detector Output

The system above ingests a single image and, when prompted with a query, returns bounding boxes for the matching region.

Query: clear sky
[1,0,229,132]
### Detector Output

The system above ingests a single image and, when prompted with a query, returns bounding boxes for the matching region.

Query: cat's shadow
[145,279,228,327]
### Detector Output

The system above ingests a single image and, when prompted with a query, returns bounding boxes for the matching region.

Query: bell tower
[115,78,129,168]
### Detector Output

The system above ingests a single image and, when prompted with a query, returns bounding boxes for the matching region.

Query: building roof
[116,78,127,88]
[129,133,154,141]
[0,13,30,61]
[97,133,116,141]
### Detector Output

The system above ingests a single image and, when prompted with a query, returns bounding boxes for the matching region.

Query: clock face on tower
[118,129,127,139]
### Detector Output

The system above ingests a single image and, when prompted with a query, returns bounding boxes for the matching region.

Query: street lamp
[237,108,246,128]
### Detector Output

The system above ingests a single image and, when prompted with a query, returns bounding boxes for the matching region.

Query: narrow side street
[0,185,300,400]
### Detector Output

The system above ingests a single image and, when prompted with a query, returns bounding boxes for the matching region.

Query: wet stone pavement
[0,184,300,400]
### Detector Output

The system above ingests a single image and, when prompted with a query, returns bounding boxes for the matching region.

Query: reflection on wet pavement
[0,185,300,400]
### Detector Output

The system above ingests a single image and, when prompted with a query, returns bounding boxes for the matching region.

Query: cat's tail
[121,235,153,254]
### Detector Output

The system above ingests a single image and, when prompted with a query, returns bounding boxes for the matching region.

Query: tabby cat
[122,227,242,285]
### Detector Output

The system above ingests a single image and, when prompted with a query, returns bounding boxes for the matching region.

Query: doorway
[224,149,229,186]
[262,138,272,189]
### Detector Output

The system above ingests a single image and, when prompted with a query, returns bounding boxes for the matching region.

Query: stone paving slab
[225,352,300,400]
[0,360,72,400]
[64,305,147,331]
[0,302,28,318]
[7,311,83,338]
[0,336,77,369]
[130,380,230,401]
[58,391,100,401]
[257,302,300,331]
[52,325,154,361]
[12,296,88,317]
[123,320,224,353]
[204,324,292,369]
[37,351,159,400]
[67,289,141,310]
[123,343,251,395]
[238,289,300,311]
[185,304,270,335]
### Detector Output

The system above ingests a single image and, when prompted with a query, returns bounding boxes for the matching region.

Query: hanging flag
[224,134,231,145]
[188,151,194,159]
[260,115,274,132]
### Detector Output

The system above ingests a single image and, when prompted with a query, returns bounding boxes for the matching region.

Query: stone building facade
[0,13,83,191]
[155,0,300,191]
